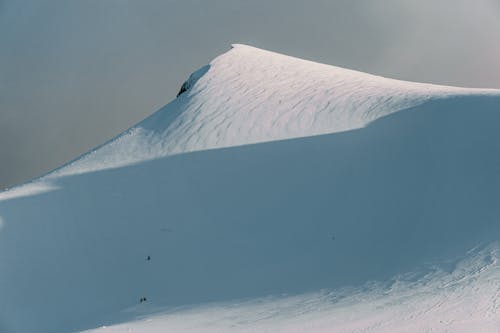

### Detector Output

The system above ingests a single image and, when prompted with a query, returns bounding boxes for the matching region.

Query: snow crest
[52,44,500,176]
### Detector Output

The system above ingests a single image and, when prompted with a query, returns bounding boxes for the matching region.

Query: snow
[1,45,500,333]
[47,44,500,177]
[81,244,500,333]
[0,182,59,202]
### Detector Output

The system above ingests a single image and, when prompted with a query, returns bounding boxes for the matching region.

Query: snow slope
[82,243,500,333]
[49,44,499,177]
[1,45,500,333]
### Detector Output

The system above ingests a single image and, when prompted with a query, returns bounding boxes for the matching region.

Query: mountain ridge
[43,44,500,177]
[1,45,500,333]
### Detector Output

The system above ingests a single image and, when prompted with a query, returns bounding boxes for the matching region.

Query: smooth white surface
[82,244,500,333]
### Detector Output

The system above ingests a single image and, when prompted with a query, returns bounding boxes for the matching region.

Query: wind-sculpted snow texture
[48,44,498,176]
[1,45,500,333]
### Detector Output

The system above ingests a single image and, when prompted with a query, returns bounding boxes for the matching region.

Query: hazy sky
[1,0,500,189]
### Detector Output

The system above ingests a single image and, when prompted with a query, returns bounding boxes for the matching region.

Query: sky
[1,0,500,189]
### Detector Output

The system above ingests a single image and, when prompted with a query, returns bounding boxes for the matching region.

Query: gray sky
[1,0,500,189]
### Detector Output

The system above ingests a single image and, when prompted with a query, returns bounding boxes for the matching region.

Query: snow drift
[1,45,500,333]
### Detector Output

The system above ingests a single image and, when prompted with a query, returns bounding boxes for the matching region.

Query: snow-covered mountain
[49,44,499,177]
[1,45,500,333]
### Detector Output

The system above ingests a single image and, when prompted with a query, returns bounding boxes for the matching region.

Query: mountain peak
[2,44,500,333]
[44,44,500,177]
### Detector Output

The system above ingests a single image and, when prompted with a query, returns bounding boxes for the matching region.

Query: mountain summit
[1,45,500,333]
[51,44,499,176]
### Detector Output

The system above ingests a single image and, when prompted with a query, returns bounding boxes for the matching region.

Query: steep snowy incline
[1,94,500,333]
[51,44,499,176]
[1,45,500,333]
